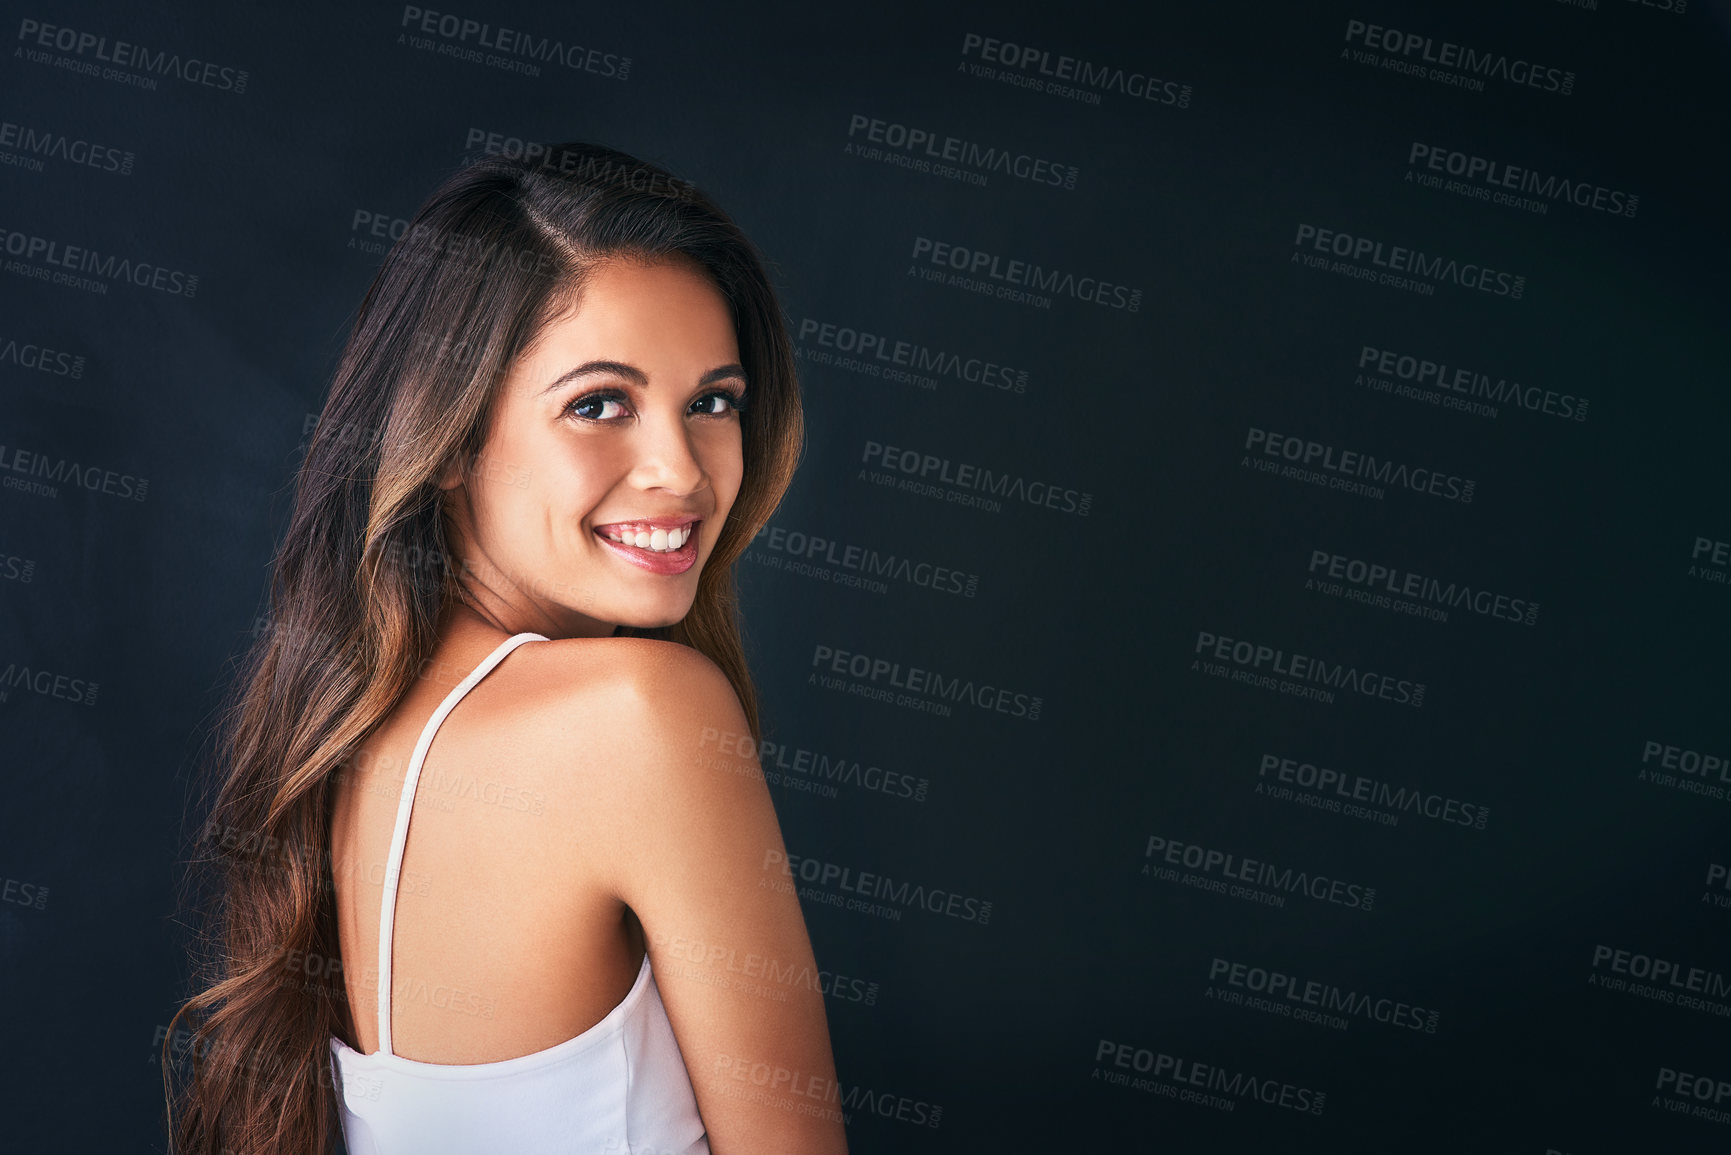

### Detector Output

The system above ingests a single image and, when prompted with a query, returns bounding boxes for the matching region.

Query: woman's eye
[694,390,746,416]
[567,392,628,421]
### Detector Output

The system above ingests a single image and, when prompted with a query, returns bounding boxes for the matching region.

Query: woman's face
[440,256,747,637]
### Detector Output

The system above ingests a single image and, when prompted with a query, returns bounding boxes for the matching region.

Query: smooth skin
[328,256,847,1154]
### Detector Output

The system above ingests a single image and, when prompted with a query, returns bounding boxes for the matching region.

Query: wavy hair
[162,141,803,1154]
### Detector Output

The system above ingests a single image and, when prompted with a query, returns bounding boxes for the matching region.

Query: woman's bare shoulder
[487,635,755,792]
[475,635,766,899]
[502,634,736,708]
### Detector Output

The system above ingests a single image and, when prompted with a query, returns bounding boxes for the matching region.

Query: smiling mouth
[596,521,699,553]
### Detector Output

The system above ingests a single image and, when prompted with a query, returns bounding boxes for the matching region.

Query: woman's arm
[588,642,849,1155]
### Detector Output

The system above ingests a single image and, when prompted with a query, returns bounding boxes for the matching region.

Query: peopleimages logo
[1093,1039,1325,1115]
[846,113,1079,190]
[1639,737,1731,803]
[1703,863,1731,913]
[1654,1065,1731,1127]
[462,129,695,200]
[1293,223,1525,299]
[0,660,99,706]
[398,6,629,79]
[1256,751,1491,831]
[961,34,1193,108]
[711,1055,942,1129]
[0,333,85,378]
[1143,833,1377,911]
[1357,344,1587,423]
[347,207,413,257]
[1590,945,1731,1015]
[1407,142,1636,219]
[0,226,199,297]
[1341,18,1575,96]
[1,875,49,910]
[0,442,148,503]
[1207,956,1440,1034]
[650,927,882,1006]
[1307,548,1538,628]
[765,850,993,925]
[15,17,250,93]
[700,725,931,804]
[1245,426,1475,505]
[809,642,1043,722]
[0,550,35,583]
[1690,535,1730,589]
[1193,629,1426,709]
[909,236,1143,312]
[0,118,134,176]
[861,438,1092,518]
[796,317,1028,394]
[750,522,979,600]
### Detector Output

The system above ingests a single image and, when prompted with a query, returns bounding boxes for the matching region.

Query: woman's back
[326,627,710,1153]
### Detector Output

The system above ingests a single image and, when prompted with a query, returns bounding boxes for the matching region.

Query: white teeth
[604,524,691,552]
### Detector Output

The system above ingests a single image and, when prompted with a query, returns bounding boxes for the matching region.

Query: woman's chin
[598,597,696,633]
[632,611,693,631]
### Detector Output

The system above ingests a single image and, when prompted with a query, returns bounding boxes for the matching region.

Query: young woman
[165,142,846,1154]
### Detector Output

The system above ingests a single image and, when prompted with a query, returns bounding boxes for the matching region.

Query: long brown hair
[163,142,803,1154]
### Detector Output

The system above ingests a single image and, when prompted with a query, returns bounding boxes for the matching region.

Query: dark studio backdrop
[2,0,1729,1150]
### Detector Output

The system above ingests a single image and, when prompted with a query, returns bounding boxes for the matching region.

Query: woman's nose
[629,416,707,494]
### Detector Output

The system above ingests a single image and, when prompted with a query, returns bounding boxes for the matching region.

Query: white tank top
[328,632,711,1155]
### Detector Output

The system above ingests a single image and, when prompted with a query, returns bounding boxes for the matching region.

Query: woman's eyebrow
[540,360,746,395]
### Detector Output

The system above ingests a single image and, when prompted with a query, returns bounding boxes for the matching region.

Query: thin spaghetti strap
[376,631,548,1056]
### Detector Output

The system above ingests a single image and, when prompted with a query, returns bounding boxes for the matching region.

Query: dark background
[2,1,1729,1150]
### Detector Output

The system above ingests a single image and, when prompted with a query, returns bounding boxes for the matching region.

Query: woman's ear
[436,455,467,491]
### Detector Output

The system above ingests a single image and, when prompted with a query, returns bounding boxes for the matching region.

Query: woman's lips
[593,520,700,575]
